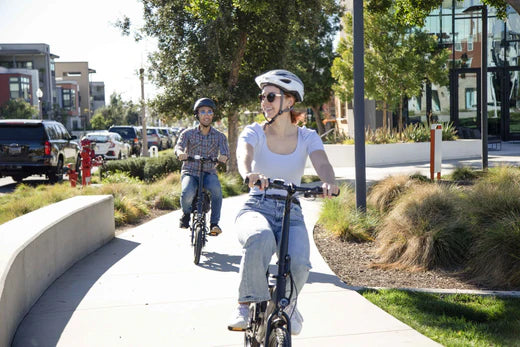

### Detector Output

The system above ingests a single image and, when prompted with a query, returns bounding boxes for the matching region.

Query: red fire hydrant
[65,163,78,187]
[80,138,103,186]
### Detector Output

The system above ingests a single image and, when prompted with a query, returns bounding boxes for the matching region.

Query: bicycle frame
[186,155,217,264]
[244,179,335,346]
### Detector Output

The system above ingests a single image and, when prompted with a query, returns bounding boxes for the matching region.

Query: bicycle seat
[191,190,211,213]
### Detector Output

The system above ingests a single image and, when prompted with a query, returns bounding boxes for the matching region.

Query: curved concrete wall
[0,195,114,347]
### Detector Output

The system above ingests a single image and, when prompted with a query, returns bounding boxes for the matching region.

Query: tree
[0,99,38,119]
[332,8,449,132]
[90,93,137,129]
[367,0,513,26]
[119,0,342,171]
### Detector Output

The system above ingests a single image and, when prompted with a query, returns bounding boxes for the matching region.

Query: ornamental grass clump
[375,183,470,270]
[465,213,520,289]
[462,166,520,288]
[449,166,481,182]
[367,174,418,213]
[319,184,378,242]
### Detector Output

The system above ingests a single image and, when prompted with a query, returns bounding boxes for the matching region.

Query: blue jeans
[235,196,311,303]
[180,173,223,225]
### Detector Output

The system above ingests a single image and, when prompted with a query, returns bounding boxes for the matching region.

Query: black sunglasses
[258,92,282,103]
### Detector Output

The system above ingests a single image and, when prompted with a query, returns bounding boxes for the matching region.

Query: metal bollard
[149,145,159,158]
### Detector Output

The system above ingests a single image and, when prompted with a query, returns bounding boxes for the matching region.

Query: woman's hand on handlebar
[321,182,339,198]
[245,172,269,190]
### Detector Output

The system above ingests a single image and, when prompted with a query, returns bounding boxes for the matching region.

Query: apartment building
[55,62,96,129]
[0,43,58,117]
[90,81,105,113]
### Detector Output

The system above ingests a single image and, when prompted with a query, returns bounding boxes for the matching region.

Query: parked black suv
[108,125,142,157]
[0,119,81,183]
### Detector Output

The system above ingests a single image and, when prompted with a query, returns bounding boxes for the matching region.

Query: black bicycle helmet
[193,98,216,115]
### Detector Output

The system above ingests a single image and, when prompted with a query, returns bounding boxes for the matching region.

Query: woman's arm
[237,141,268,190]
[309,150,339,196]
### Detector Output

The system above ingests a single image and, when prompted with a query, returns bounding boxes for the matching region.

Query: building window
[62,89,76,111]
[468,35,474,51]
[9,76,30,102]
[465,88,477,110]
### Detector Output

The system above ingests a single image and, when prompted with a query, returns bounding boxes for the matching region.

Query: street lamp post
[464,5,488,170]
[140,68,149,157]
[36,88,43,120]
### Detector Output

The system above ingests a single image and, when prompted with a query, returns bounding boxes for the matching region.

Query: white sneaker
[286,301,304,335]
[228,304,249,331]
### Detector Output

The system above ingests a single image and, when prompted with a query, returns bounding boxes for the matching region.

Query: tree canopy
[0,99,38,119]
[90,93,141,130]
[120,0,342,170]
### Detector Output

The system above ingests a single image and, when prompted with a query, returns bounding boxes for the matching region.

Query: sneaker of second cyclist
[179,212,190,229]
[209,223,222,236]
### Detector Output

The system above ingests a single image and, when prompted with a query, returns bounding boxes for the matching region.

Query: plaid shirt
[175,126,229,175]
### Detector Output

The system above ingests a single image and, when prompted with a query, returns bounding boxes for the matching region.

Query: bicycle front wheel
[193,224,204,265]
[268,327,289,347]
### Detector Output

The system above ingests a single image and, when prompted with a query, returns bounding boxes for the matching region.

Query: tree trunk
[383,101,387,130]
[312,106,325,135]
[226,31,248,174]
[398,97,403,133]
[227,111,239,173]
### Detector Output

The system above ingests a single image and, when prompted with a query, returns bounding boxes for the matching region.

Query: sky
[0,0,159,103]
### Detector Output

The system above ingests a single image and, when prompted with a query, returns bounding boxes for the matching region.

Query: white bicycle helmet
[255,69,304,102]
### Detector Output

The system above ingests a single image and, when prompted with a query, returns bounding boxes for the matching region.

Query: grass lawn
[362,289,520,346]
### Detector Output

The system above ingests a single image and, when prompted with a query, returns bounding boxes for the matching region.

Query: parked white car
[83,132,130,160]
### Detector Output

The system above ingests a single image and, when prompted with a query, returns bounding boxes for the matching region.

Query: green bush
[319,184,378,241]
[143,155,182,181]
[449,166,480,182]
[101,155,182,182]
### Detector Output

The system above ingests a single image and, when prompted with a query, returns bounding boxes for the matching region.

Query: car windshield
[146,129,158,135]
[110,128,133,139]
[0,124,45,141]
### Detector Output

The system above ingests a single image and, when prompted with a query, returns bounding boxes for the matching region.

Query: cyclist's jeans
[180,173,222,225]
[235,196,311,303]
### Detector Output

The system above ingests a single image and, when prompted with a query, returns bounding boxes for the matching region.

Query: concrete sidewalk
[13,195,440,346]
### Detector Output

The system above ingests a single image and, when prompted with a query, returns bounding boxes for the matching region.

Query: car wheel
[49,158,64,184]
[118,151,122,160]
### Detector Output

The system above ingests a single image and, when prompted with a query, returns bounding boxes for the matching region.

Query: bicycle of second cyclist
[243,178,338,347]
[184,155,218,265]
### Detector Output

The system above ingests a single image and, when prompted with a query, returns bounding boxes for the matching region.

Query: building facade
[90,81,105,113]
[55,62,96,130]
[0,43,58,117]
[412,0,520,141]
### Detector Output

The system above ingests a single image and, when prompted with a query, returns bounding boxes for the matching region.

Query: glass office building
[409,0,520,140]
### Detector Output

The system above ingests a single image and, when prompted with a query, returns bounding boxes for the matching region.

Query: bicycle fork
[263,193,295,346]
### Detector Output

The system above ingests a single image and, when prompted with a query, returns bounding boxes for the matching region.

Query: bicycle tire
[268,327,289,347]
[193,224,204,265]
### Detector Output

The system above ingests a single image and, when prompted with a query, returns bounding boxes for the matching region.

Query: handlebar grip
[244,177,264,186]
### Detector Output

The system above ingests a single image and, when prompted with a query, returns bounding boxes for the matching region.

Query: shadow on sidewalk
[307,271,350,289]
[13,238,140,347]
[199,251,241,272]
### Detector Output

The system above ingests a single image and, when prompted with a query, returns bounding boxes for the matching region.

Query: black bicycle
[242,178,338,347]
[184,155,218,265]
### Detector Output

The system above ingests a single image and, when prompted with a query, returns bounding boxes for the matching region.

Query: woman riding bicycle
[228,70,339,335]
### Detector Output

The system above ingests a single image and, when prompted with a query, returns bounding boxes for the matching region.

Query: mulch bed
[313,225,495,291]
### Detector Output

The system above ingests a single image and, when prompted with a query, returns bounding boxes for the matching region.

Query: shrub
[143,154,182,181]
[102,157,147,180]
[465,213,520,289]
[449,166,480,182]
[375,183,470,270]
[319,184,378,242]
[368,175,416,213]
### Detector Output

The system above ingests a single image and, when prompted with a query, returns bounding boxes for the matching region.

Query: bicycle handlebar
[183,155,219,163]
[244,177,340,197]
